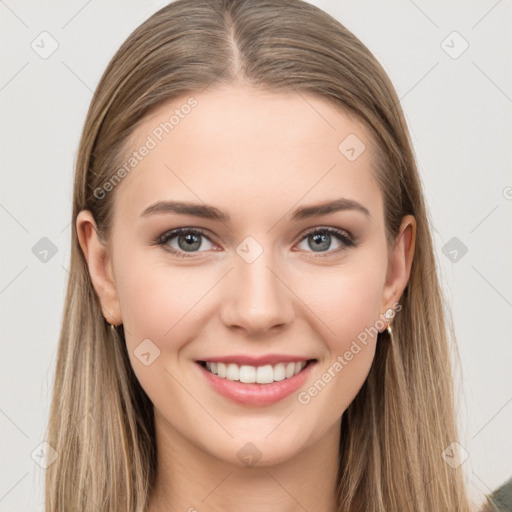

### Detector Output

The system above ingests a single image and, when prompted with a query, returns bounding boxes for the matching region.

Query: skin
[77,83,415,512]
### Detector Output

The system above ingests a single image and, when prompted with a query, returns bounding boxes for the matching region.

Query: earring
[384,308,395,343]
[110,322,122,343]
[105,317,118,339]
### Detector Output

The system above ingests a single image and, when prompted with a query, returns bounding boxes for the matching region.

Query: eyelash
[155,226,355,259]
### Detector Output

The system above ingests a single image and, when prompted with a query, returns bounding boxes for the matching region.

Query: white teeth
[226,363,239,381]
[256,365,273,384]
[204,360,308,383]
[273,363,286,381]
[239,365,256,383]
[217,362,226,378]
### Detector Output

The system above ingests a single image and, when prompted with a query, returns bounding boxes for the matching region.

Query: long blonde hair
[45,0,473,510]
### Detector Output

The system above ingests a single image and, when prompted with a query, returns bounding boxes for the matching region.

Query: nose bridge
[221,238,294,334]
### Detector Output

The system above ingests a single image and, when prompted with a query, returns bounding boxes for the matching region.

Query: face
[78,84,414,468]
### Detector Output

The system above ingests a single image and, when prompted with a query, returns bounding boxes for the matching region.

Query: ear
[379,214,416,324]
[76,210,122,325]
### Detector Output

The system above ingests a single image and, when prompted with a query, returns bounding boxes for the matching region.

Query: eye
[157,228,215,257]
[155,226,355,259]
[296,227,355,256]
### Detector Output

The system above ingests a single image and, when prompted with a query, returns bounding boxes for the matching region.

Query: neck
[146,410,341,512]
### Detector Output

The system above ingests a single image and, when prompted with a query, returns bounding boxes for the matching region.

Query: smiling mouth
[197,359,317,384]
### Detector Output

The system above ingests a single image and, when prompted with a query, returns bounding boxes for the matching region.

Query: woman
[45,0,476,510]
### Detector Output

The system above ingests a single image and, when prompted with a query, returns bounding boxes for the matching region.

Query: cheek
[297,253,387,351]
[113,252,212,408]
[295,256,385,417]
[114,249,213,347]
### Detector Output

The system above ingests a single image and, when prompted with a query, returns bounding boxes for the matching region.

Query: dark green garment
[485,477,512,512]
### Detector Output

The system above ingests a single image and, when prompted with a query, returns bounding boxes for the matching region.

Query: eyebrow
[140,197,371,222]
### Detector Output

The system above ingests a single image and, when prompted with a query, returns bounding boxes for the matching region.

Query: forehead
[112,84,382,226]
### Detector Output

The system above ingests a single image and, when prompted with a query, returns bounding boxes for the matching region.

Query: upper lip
[196,354,316,366]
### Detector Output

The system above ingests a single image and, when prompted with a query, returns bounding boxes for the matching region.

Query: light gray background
[1,1,511,510]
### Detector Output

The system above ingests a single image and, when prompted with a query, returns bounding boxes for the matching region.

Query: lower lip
[196,360,316,407]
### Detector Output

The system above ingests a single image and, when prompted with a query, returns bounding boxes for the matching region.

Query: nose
[220,250,295,337]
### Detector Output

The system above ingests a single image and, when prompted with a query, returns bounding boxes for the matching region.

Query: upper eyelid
[159,227,213,243]
[301,225,353,240]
